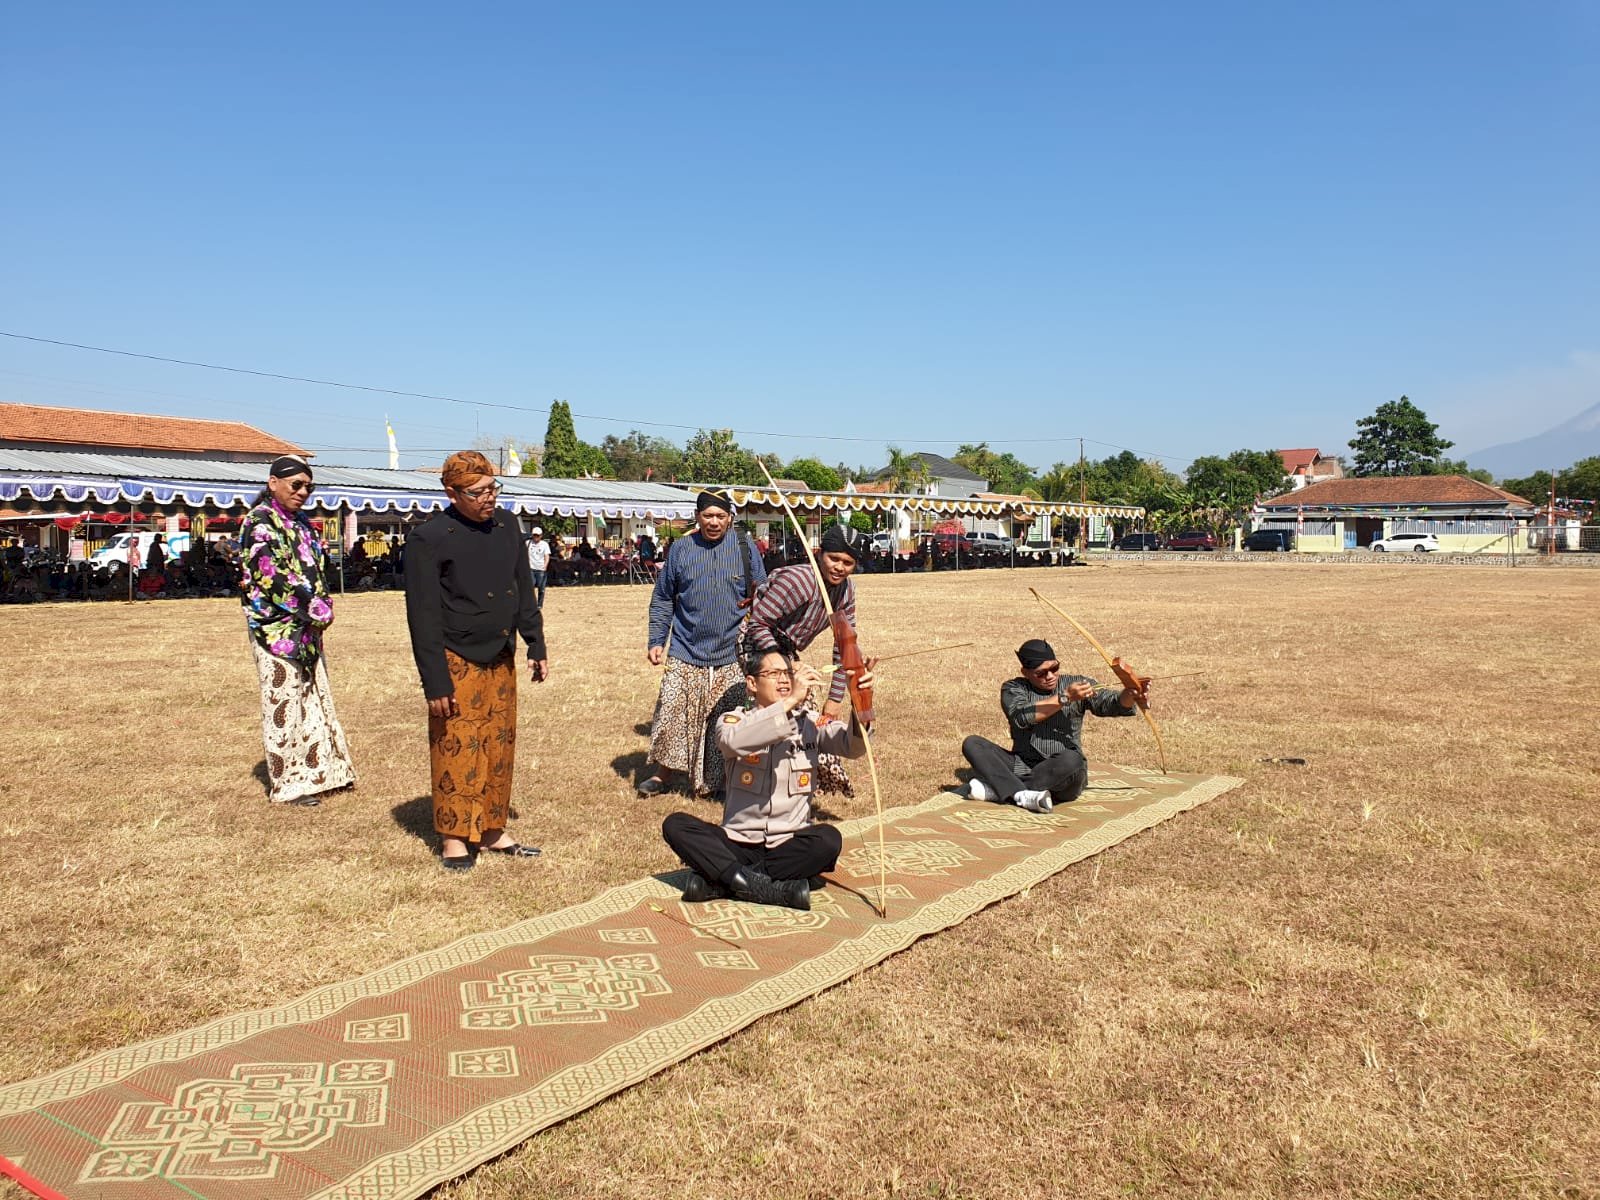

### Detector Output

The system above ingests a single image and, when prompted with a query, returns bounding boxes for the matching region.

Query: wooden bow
[756,460,889,916]
[1028,586,1167,773]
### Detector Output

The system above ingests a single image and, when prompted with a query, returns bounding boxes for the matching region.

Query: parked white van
[89,531,190,568]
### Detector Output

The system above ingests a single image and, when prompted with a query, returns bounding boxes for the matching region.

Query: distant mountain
[1465,400,1600,479]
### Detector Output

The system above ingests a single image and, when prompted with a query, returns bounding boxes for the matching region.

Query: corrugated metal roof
[0,449,694,501]
[0,449,699,517]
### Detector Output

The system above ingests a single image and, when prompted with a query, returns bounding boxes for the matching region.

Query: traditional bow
[756,460,889,916]
[1028,586,1167,774]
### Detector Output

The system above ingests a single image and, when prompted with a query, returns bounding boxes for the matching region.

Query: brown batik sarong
[647,658,744,797]
[250,636,357,803]
[430,648,517,842]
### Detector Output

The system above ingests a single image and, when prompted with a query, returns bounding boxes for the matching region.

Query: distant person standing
[240,454,356,807]
[526,525,551,609]
[406,452,549,870]
[640,488,765,799]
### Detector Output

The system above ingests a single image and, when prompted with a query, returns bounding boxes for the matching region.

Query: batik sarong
[430,649,517,842]
[648,658,744,797]
[250,636,356,803]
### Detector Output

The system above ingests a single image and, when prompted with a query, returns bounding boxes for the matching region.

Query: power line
[0,328,1191,462]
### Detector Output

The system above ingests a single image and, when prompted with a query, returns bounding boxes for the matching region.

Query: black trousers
[662,812,842,884]
[961,735,1088,805]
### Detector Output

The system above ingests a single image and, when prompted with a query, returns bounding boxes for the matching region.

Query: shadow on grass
[251,760,271,796]
[389,796,437,845]
[633,722,651,736]
[611,750,651,786]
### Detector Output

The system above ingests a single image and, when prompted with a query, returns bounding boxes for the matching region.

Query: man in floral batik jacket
[240,454,356,807]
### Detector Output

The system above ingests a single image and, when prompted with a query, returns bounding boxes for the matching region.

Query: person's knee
[661,812,694,844]
[961,735,987,762]
[815,825,843,856]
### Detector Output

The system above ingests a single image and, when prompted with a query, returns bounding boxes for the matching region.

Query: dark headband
[1016,639,1057,669]
[269,454,312,480]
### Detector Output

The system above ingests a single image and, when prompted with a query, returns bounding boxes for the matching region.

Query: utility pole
[1078,437,1087,551]
[1548,470,1557,556]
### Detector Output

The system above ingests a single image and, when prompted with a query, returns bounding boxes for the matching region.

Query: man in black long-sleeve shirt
[405,451,549,870]
[960,638,1139,812]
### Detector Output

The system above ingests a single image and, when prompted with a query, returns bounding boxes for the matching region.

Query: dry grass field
[2,562,1597,1199]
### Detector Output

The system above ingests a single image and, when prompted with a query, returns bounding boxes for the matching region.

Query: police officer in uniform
[661,648,872,910]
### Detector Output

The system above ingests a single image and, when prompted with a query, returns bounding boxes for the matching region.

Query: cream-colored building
[1254,475,1535,553]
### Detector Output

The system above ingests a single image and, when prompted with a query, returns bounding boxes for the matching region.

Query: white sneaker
[1015,789,1054,813]
[965,778,995,802]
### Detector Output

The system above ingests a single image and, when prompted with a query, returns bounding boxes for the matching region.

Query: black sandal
[482,842,541,858]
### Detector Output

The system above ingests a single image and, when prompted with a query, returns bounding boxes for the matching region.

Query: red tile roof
[1261,475,1531,507]
[1277,448,1321,474]
[0,403,307,457]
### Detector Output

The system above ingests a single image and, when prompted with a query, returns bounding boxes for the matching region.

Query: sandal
[482,842,541,858]
[635,776,668,799]
[441,854,475,872]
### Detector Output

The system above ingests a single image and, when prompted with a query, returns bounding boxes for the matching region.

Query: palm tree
[883,446,931,494]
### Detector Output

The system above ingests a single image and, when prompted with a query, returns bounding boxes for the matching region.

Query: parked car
[917,531,975,555]
[1243,529,1295,552]
[869,530,897,554]
[1166,529,1219,551]
[89,531,190,568]
[1370,532,1440,553]
[967,531,1015,554]
[1112,532,1164,551]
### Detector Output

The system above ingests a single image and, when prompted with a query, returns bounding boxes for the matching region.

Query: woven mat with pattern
[0,769,1242,1200]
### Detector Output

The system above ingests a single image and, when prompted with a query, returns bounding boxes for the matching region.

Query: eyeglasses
[1027,662,1061,675]
[457,482,503,500]
[286,480,315,495]
[755,668,796,680]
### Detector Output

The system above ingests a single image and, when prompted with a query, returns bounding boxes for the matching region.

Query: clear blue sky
[2,1,1596,474]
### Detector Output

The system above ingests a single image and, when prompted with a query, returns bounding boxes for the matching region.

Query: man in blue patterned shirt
[961,638,1141,812]
[640,488,766,799]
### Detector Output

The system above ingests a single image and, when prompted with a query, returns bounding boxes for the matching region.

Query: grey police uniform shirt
[715,700,865,847]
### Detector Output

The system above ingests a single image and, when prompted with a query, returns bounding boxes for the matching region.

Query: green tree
[881,446,931,493]
[1034,462,1084,503]
[1183,450,1286,508]
[782,457,844,491]
[848,511,874,534]
[601,431,683,481]
[539,400,611,478]
[680,429,768,485]
[540,401,583,477]
[1349,396,1455,476]
[1432,458,1495,483]
[1563,456,1600,503]
[1505,457,1600,507]
[952,442,1037,495]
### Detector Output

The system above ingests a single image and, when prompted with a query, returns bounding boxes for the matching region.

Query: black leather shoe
[727,868,810,911]
[441,854,475,872]
[681,872,729,903]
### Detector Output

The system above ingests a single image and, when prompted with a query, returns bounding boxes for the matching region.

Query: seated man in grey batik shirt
[960,638,1141,812]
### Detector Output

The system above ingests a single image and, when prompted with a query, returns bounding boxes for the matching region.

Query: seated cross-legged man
[661,650,871,911]
[960,638,1141,813]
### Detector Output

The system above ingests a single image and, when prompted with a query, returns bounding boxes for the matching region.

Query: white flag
[505,441,523,476]
[386,418,400,470]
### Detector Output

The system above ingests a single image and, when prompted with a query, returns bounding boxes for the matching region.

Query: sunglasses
[281,478,315,495]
